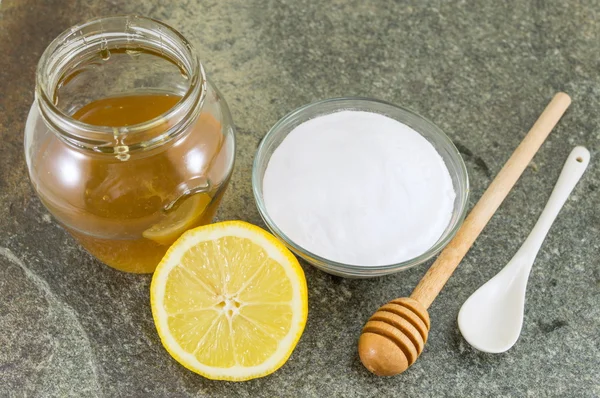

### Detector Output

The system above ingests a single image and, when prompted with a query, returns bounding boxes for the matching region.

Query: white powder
[263,110,456,266]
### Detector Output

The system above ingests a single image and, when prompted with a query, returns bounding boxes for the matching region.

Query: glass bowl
[252,98,469,278]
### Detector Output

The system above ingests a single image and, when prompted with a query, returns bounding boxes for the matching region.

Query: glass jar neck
[36,15,206,157]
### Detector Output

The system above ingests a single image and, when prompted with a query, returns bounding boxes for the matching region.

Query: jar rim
[35,15,206,153]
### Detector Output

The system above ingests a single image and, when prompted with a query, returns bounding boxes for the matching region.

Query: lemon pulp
[151,221,308,381]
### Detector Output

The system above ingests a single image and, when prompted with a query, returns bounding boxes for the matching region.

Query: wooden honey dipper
[358,93,572,376]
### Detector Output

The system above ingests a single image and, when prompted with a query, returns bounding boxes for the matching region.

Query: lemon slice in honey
[150,221,308,381]
[143,193,212,245]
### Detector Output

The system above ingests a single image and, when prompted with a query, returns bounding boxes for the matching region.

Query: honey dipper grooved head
[358,297,430,376]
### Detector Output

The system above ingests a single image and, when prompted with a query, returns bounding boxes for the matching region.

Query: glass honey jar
[24,16,236,273]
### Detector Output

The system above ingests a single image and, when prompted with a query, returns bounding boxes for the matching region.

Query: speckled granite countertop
[1,1,599,397]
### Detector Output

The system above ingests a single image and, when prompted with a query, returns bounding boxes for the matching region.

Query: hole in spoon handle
[543,146,590,208]
[556,146,590,191]
[569,146,590,168]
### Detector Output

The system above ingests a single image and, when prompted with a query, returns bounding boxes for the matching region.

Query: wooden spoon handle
[410,92,571,309]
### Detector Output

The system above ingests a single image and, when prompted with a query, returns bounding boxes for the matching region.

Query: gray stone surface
[1,0,599,396]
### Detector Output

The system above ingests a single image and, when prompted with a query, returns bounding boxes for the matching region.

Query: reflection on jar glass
[24,16,236,273]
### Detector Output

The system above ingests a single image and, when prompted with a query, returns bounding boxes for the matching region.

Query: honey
[26,17,235,274]
[34,94,228,273]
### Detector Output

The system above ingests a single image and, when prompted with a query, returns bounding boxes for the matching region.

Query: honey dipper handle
[410,92,571,309]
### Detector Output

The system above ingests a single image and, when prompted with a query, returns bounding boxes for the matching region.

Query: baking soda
[263,110,456,266]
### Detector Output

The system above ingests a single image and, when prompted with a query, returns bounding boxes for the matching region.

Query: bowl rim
[252,96,469,275]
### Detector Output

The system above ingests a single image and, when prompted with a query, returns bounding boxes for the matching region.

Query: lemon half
[150,221,308,381]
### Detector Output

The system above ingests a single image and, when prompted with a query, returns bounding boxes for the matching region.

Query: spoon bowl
[458,265,527,353]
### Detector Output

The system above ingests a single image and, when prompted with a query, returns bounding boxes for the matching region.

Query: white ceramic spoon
[458,146,590,353]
